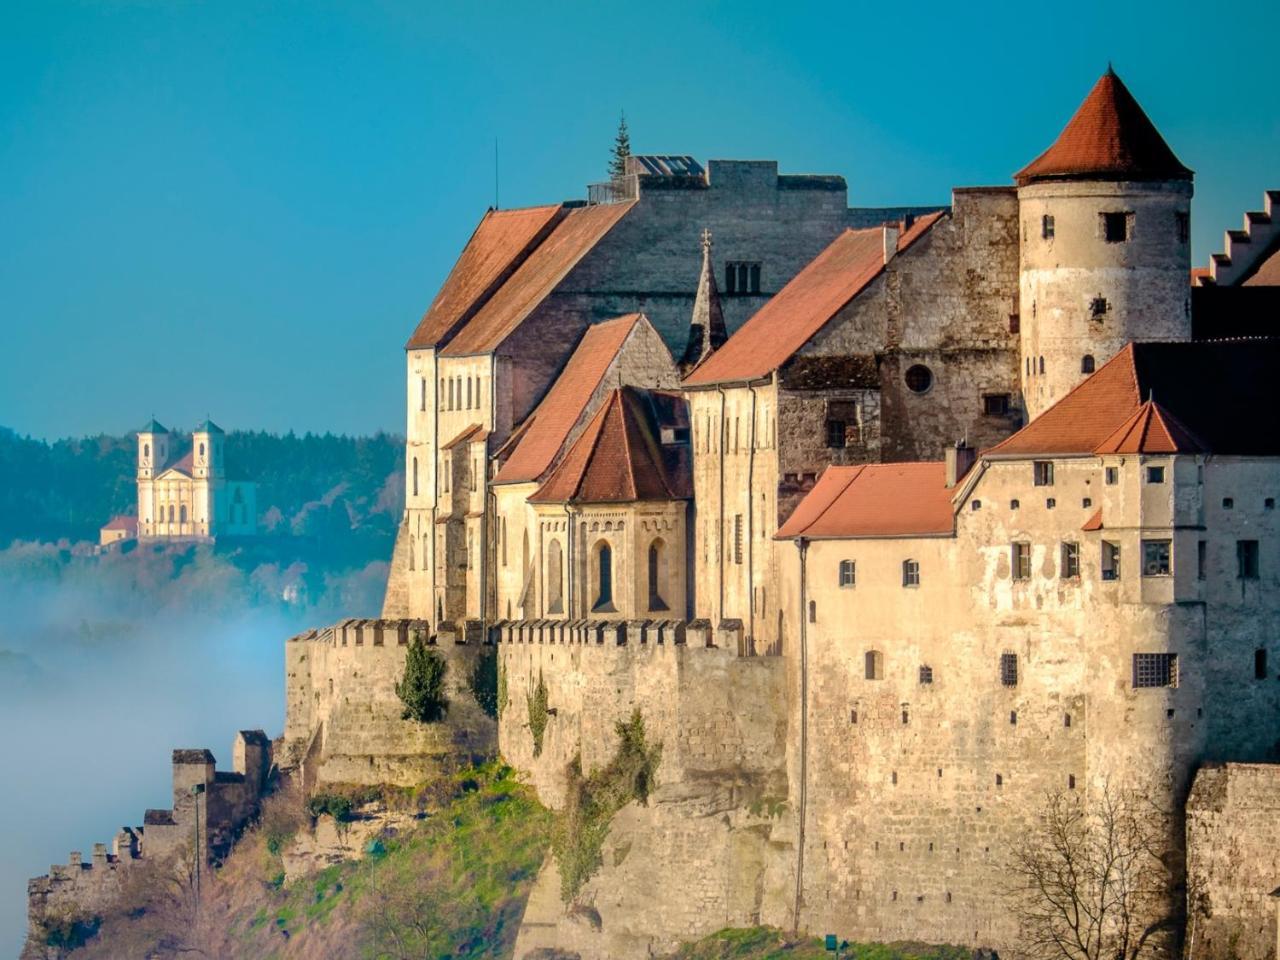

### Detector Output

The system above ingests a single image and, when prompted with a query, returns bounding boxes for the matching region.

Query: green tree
[609,112,631,180]
[396,635,448,723]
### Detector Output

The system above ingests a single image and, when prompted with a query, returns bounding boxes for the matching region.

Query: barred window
[1012,542,1031,580]
[1000,652,1018,687]
[1133,653,1177,688]
[838,560,856,588]
[733,514,743,565]
[1033,461,1054,486]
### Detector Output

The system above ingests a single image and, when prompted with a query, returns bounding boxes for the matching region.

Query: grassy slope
[213,763,552,960]
[665,928,974,960]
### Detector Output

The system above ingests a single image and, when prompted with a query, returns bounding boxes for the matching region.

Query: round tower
[1016,68,1193,419]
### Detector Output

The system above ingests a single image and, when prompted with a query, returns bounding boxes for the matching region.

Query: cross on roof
[700,228,712,253]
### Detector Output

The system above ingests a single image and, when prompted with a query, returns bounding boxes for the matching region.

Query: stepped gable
[775,462,954,540]
[682,213,944,386]
[1197,190,1280,286]
[987,340,1280,456]
[1015,68,1192,186]
[406,204,564,350]
[493,314,644,485]
[441,201,635,357]
[529,387,690,503]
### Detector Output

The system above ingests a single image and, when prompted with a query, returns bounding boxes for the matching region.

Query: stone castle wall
[282,618,497,788]
[1186,763,1280,960]
[496,619,794,960]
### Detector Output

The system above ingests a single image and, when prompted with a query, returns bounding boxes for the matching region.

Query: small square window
[1238,540,1260,580]
[1061,542,1080,579]
[1033,461,1054,486]
[1090,297,1109,319]
[1102,211,1130,243]
[970,500,982,511]
[838,559,856,588]
[1266,498,1276,510]
[1046,498,1056,509]
[1133,653,1177,688]
[1142,539,1171,577]
[1105,467,1119,485]
[1146,465,1166,484]
[1223,498,1235,510]
[1082,497,1092,508]
[1012,542,1031,580]
[919,665,934,685]
[1010,499,1020,510]
[983,394,1011,416]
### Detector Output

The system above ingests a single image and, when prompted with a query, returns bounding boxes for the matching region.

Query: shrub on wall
[468,646,499,719]
[552,709,662,905]
[396,634,448,723]
[527,670,549,757]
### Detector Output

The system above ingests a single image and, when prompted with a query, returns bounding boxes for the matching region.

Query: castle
[99,418,257,545]
[31,70,1280,960]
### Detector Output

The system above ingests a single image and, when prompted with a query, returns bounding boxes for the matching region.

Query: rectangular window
[1012,542,1031,580]
[1033,461,1054,486]
[420,377,427,412]
[1041,214,1055,240]
[733,514,743,565]
[1176,212,1190,244]
[1061,541,1080,579]
[983,394,1011,416]
[1146,465,1166,484]
[1102,541,1121,581]
[1256,649,1268,680]
[1142,539,1171,577]
[1009,313,1020,334]
[1091,297,1109,319]
[919,665,934,685]
[1000,652,1018,687]
[726,261,762,294]
[1105,466,1119,485]
[1133,653,1178,689]
[1238,540,1260,579]
[826,419,847,448]
[838,560,856,588]
[1102,211,1131,243]
[902,560,920,588]
[1197,540,1207,580]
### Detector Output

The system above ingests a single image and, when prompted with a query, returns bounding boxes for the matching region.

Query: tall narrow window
[1176,212,1190,244]
[749,263,761,293]
[1102,541,1122,581]
[865,650,884,680]
[724,264,737,294]
[1061,542,1080,579]
[648,539,668,611]
[447,379,454,410]
[1012,542,1031,580]
[902,559,920,587]
[546,539,564,614]
[412,457,419,497]
[1197,540,1207,580]
[1081,355,1095,374]
[466,377,472,409]
[179,505,187,524]
[1255,648,1268,681]
[1041,214,1055,240]
[1000,652,1018,687]
[168,505,175,522]
[1238,540,1260,580]
[593,541,614,611]
[420,377,427,411]
[826,420,847,448]
[733,515,743,565]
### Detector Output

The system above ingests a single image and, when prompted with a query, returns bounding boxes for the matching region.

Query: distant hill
[0,426,405,549]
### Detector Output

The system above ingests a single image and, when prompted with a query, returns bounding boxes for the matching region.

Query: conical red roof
[1016,69,1192,186]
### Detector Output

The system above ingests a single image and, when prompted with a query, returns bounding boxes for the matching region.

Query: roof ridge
[800,466,864,537]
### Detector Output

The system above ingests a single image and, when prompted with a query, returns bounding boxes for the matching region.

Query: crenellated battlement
[488,617,747,652]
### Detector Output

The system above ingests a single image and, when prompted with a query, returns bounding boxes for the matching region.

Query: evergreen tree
[609,112,631,181]
[396,634,448,723]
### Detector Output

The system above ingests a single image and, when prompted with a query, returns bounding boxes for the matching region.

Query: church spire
[679,228,728,374]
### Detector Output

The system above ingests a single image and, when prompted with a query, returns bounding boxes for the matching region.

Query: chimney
[883,224,900,265]
[945,440,977,488]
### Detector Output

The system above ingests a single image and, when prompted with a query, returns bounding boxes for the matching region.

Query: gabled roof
[1093,400,1205,454]
[775,462,954,540]
[441,202,635,357]
[194,419,224,435]
[157,451,194,477]
[529,387,690,504]
[406,204,564,350]
[987,340,1280,457]
[1015,69,1192,186]
[493,314,645,486]
[682,213,944,386]
[139,419,168,434]
[442,424,488,450]
[101,515,138,533]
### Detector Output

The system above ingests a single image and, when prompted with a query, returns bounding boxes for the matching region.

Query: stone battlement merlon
[490,616,754,655]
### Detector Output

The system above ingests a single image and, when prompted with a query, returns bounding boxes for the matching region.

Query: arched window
[1081,355,1095,374]
[648,539,668,611]
[593,541,614,611]
[168,505,175,522]
[546,539,564,614]
[144,443,150,458]
[412,457,419,497]
[199,442,205,458]
[409,536,416,570]
[865,650,884,680]
[466,377,472,409]
[179,505,187,524]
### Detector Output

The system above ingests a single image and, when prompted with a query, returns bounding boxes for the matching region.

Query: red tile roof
[493,314,644,485]
[1093,400,1205,454]
[441,202,635,357]
[442,424,488,450]
[159,451,194,476]
[682,214,944,386]
[529,387,690,504]
[405,205,564,350]
[1244,245,1280,287]
[1015,69,1192,186]
[775,462,954,540]
[102,515,138,534]
[987,340,1280,457]
[1081,508,1104,532]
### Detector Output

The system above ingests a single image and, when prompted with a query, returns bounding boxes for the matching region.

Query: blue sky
[2,0,1276,440]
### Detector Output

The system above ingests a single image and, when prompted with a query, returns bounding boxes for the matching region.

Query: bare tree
[1008,785,1178,960]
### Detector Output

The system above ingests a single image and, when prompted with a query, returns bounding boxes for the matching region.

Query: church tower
[191,419,225,481]
[192,419,225,538]
[679,228,728,375]
[1016,68,1193,419]
[137,419,169,481]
